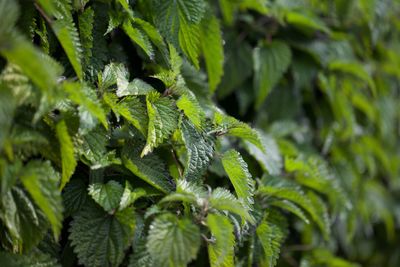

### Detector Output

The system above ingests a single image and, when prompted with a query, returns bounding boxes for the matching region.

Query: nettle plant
[1,0,400,267]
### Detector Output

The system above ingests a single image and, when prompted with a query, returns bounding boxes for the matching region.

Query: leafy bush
[0,0,399,266]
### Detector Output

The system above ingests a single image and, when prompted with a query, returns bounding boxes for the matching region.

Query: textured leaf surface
[20,161,63,238]
[253,41,291,108]
[0,186,48,252]
[51,2,83,79]
[221,150,254,208]
[258,176,328,237]
[56,120,77,190]
[214,112,264,151]
[256,211,288,267]
[122,143,174,193]
[70,201,135,267]
[88,181,124,213]
[0,251,60,267]
[207,214,235,267]
[146,214,201,267]
[142,92,178,156]
[209,188,254,223]
[180,118,214,181]
[176,93,205,129]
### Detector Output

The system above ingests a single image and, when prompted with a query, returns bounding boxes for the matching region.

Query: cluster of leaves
[0,0,400,266]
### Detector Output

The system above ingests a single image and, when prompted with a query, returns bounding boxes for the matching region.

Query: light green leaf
[207,214,235,267]
[285,11,330,34]
[0,185,48,252]
[214,112,264,151]
[63,82,108,129]
[329,60,376,95]
[209,188,254,223]
[119,181,147,210]
[221,150,254,208]
[253,41,291,108]
[146,214,201,267]
[179,19,201,68]
[116,79,155,97]
[56,120,77,190]
[176,93,205,129]
[258,176,328,238]
[200,14,224,93]
[0,32,62,93]
[70,201,135,267]
[51,2,83,79]
[88,180,124,213]
[256,210,288,267]
[142,92,179,157]
[123,21,155,59]
[20,161,63,238]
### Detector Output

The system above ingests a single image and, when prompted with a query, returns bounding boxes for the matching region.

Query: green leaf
[214,112,264,151]
[146,214,201,267]
[221,150,254,209]
[142,92,179,156]
[200,14,224,93]
[179,19,201,68]
[119,182,147,211]
[62,178,88,217]
[258,176,328,238]
[243,132,282,175]
[20,161,63,238]
[176,93,205,129]
[116,79,155,97]
[63,82,108,130]
[103,93,148,135]
[285,11,330,34]
[0,82,15,151]
[207,214,235,267]
[0,186,48,252]
[209,188,254,223]
[253,41,292,108]
[0,32,62,93]
[153,0,205,67]
[78,6,94,68]
[269,199,310,224]
[180,118,215,181]
[70,201,135,267]
[123,21,155,59]
[256,210,288,267]
[88,180,124,213]
[51,2,83,79]
[0,251,60,267]
[328,60,376,95]
[122,143,175,193]
[161,180,207,205]
[56,120,77,190]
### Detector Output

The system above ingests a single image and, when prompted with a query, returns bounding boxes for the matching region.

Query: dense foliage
[1,0,400,266]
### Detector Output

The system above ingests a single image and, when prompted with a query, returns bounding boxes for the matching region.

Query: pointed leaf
[221,150,254,208]
[207,214,235,267]
[56,120,77,190]
[253,41,291,108]
[146,214,201,267]
[70,201,135,267]
[88,180,124,213]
